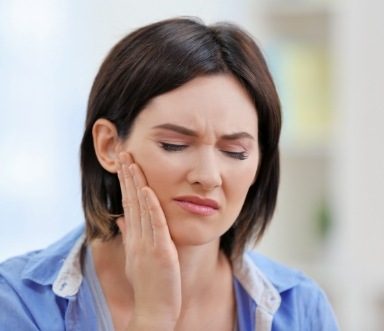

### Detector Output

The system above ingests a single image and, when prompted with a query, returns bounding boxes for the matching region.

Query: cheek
[145,168,173,199]
[131,148,179,198]
[226,163,258,202]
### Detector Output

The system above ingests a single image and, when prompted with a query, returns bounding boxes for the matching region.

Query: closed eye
[223,151,248,160]
[160,142,188,152]
[160,142,248,160]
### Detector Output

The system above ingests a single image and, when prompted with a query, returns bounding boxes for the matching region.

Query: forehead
[136,74,258,135]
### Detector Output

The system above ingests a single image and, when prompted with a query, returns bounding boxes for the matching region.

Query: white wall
[332,0,384,329]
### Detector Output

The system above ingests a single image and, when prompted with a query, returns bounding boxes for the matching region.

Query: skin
[91,74,260,331]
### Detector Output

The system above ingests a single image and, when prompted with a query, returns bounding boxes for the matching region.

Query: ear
[92,119,122,173]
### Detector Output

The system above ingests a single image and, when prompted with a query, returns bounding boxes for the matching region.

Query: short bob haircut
[80,17,281,259]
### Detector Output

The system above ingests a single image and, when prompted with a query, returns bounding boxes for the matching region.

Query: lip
[174,196,219,216]
[174,196,219,209]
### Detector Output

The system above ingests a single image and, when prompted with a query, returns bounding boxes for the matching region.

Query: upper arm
[273,278,340,331]
[306,285,340,331]
[0,276,39,331]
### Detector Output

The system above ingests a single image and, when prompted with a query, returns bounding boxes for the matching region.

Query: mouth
[173,196,219,216]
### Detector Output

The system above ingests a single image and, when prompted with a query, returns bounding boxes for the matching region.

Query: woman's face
[123,74,259,247]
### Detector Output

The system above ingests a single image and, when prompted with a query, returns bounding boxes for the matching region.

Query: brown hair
[80,17,281,258]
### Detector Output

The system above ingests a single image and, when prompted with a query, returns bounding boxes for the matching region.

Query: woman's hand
[116,152,181,330]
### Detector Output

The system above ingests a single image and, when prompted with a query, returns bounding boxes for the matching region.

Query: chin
[167,219,229,248]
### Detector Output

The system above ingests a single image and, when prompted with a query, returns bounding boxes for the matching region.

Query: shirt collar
[244,251,304,293]
[21,226,84,294]
[233,253,281,315]
[49,237,284,312]
[21,226,302,302]
[52,233,85,297]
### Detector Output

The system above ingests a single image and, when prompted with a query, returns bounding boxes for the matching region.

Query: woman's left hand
[116,151,182,330]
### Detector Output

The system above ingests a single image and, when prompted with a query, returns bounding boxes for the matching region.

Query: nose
[187,148,222,191]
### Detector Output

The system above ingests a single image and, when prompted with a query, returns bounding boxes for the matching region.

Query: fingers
[116,163,130,236]
[129,164,154,243]
[117,152,154,244]
[117,151,174,250]
[117,152,141,238]
[143,187,172,249]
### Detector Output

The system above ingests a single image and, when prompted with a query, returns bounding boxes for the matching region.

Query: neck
[176,239,230,306]
[91,235,232,308]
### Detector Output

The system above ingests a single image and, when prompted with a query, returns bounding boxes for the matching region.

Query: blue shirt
[0,226,339,330]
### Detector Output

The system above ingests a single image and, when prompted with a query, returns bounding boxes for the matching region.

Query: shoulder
[0,225,84,286]
[0,226,84,330]
[244,251,340,330]
[245,250,310,292]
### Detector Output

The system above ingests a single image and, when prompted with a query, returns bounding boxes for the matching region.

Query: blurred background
[1,0,383,329]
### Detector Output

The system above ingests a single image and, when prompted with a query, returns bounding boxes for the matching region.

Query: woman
[0,18,339,330]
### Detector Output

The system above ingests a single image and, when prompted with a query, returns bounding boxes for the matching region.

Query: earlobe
[92,119,122,173]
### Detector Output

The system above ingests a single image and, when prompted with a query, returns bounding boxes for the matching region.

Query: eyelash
[160,142,187,152]
[224,151,248,160]
[159,143,248,160]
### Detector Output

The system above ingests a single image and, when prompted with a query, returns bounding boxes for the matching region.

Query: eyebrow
[152,123,255,140]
